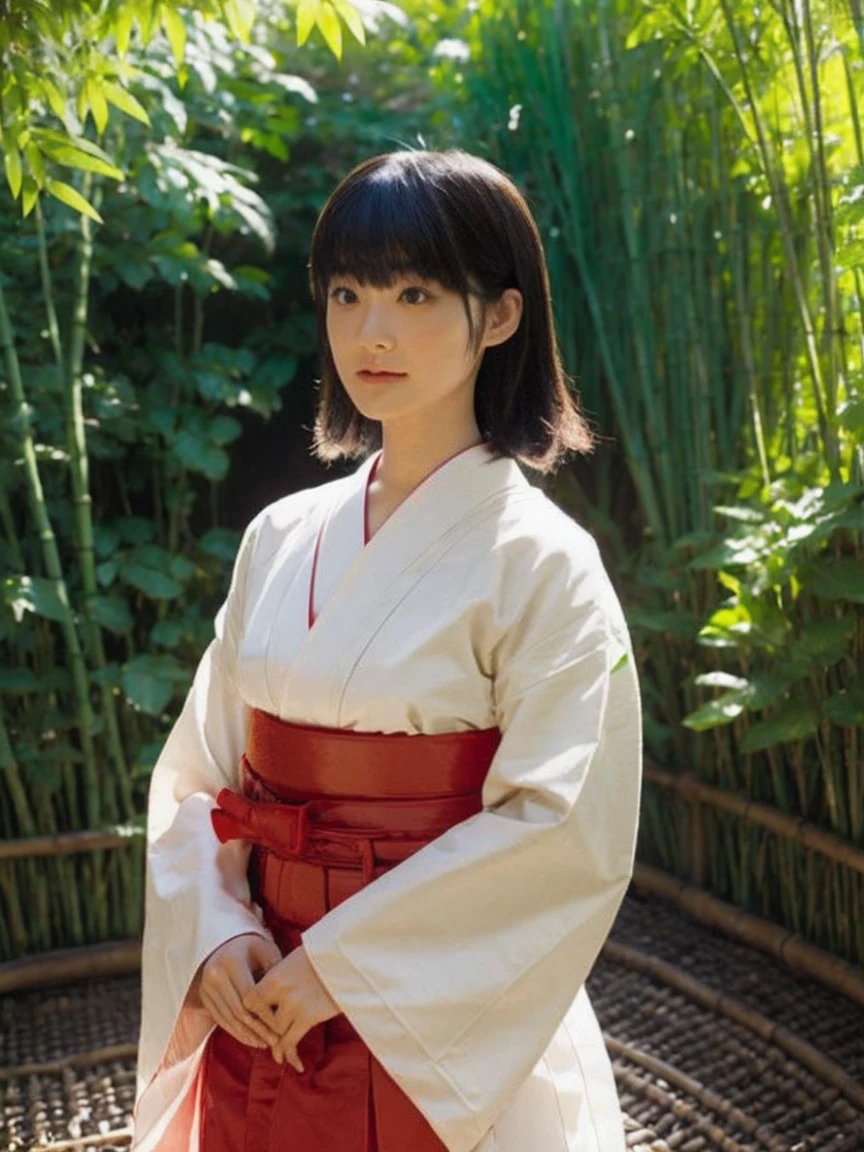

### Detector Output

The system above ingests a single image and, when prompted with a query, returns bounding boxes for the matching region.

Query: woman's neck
[375,422,484,496]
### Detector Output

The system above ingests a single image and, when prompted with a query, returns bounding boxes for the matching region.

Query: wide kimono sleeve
[134,512,273,1140]
[301,536,642,1152]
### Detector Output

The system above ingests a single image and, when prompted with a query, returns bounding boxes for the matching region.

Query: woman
[133,149,642,1152]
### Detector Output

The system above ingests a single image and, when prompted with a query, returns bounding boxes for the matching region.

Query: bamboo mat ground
[2,890,863,1152]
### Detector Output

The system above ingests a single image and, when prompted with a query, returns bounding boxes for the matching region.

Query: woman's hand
[194,933,283,1049]
[243,945,340,1073]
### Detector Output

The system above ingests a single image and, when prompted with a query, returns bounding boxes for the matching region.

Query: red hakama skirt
[201,709,500,1152]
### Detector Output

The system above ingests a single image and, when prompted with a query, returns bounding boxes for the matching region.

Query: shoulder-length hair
[308,149,592,473]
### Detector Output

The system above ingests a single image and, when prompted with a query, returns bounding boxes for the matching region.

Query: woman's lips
[357,370,407,381]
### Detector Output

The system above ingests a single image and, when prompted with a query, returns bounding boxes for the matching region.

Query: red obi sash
[200,709,500,1152]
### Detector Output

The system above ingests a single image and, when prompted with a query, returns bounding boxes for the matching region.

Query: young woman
[133,149,642,1152]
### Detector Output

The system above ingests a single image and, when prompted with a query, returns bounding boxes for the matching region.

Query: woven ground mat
[1,891,862,1151]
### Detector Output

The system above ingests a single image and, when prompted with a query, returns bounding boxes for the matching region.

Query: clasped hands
[193,933,340,1073]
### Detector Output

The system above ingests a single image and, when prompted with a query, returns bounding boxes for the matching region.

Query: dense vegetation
[1,0,862,965]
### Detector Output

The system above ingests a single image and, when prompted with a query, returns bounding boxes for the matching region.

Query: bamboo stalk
[0,828,143,861]
[608,1042,785,1152]
[0,1043,139,1081]
[0,278,100,830]
[26,1132,132,1152]
[0,938,141,994]
[603,939,864,1111]
[644,766,864,874]
[632,864,864,1008]
[63,175,134,823]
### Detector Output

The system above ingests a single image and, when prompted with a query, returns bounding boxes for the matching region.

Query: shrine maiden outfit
[133,443,642,1152]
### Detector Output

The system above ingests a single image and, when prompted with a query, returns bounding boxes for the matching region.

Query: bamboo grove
[1,0,863,968]
[464,0,864,961]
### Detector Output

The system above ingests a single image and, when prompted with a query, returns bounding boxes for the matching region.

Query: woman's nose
[358,306,396,351]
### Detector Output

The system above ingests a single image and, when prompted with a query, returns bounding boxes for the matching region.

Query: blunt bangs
[310,160,476,301]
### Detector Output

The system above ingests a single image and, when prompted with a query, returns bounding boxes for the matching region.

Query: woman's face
[325,275,486,431]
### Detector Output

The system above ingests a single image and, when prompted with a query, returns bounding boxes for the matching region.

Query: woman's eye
[400,287,429,305]
[330,286,357,305]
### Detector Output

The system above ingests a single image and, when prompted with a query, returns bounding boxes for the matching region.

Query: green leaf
[740,701,818,754]
[89,594,134,634]
[808,558,864,604]
[39,78,67,122]
[4,144,23,198]
[161,6,187,66]
[21,177,39,219]
[823,683,864,728]
[0,668,41,692]
[208,415,242,445]
[693,671,749,691]
[198,527,239,561]
[122,654,189,715]
[121,563,184,600]
[683,693,746,731]
[86,78,109,135]
[103,82,151,126]
[169,555,196,582]
[25,143,46,187]
[331,0,365,44]
[37,141,124,180]
[45,179,103,223]
[297,0,318,45]
[224,0,257,40]
[787,617,855,665]
[626,606,699,636]
[317,1,343,57]
[115,7,135,55]
[32,130,117,165]
[2,576,69,624]
[172,432,230,480]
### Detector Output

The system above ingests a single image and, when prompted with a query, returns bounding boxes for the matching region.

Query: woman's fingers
[201,987,268,1048]
[220,977,280,1047]
[273,1021,305,1073]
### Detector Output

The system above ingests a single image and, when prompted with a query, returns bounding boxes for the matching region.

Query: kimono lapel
[281,445,529,726]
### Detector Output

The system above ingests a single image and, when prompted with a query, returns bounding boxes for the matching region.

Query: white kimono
[133,443,642,1152]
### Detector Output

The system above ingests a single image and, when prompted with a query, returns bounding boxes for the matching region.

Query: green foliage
[0,0,365,218]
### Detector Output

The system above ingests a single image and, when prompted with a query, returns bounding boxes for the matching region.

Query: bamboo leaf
[45,179,104,223]
[122,654,189,715]
[223,0,257,40]
[2,576,69,624]
[39,78,67,123]
[25,143,47,187]
[37,141,124,181]
[115,7,136,56]
[683,693,746,731]
[824,683,864,728]
[694,671,749,691]
[161,6,187,66]
[89,595,134,634]
[0,668,41,692]
[317,2,343,58]
[4,144,23,199]
[198,528,240,561]
[740,701,819,754]
[85,79,110,135]
[121,562,184,599]
[103,82,151,126]
[296,0,318,46]
[331,0,365,45]
[32,130,118,165]
[808,558,864,604]
[21,176,39,218]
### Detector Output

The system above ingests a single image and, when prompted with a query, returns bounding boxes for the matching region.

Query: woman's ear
[482,288,524,348]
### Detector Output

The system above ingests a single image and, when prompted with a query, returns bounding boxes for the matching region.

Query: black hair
[308,149,592,472]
